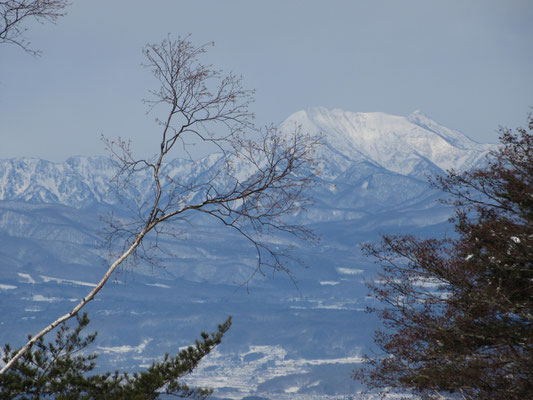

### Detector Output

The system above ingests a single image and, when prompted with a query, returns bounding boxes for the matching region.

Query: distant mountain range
[0,108,492,215]
[0,109,494,399]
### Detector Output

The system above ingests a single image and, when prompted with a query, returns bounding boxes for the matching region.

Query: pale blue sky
[0,0,532,161]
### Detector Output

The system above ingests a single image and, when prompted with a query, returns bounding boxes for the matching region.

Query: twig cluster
[0,0,69,55]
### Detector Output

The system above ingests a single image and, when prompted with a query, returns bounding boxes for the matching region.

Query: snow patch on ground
[285,386,300,393]
[18,273,36,284]
[30,294,61,302]
[40,275,96,287]
[98,338,152,354]
[337,267,364,275]
[145,283,171,289]
[0,284,16,290]
[183,344,364,398]
[413,277,442,288]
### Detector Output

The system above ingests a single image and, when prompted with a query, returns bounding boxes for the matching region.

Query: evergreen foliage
[0,313,231,399]
[355,116,533,399]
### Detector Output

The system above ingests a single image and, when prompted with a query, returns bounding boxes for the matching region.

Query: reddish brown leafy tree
[355,116,533,399]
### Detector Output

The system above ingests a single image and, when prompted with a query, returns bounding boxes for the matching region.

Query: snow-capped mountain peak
[280,107,493,177]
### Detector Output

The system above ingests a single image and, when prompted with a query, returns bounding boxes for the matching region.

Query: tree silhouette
[1,313,231,399]
[355,116,533,400]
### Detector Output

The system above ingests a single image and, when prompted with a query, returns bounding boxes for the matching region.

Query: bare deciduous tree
[0,0,69,55]
[0,37,319,375]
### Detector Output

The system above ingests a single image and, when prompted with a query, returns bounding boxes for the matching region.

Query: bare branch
[0,0,69,56]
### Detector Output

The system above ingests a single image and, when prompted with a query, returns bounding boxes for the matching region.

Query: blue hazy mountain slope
[0,109,492,399]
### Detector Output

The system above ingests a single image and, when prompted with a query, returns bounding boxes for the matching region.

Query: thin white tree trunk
[0,230,147,375]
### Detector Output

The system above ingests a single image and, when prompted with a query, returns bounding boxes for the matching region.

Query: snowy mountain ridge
[0,109,493,209]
